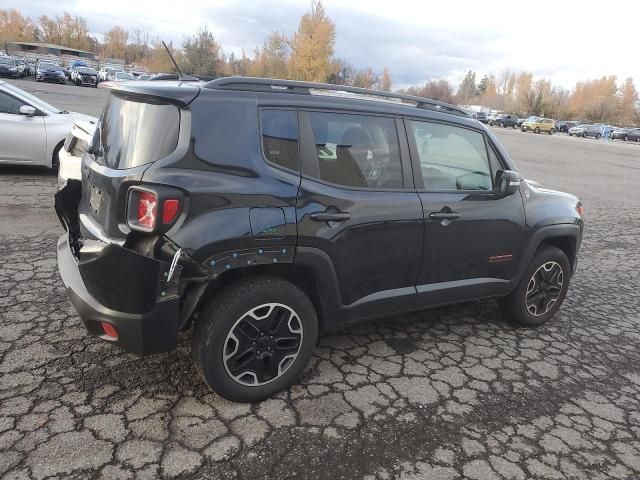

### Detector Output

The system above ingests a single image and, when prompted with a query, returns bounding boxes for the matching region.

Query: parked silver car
[0,80,97,169]
[568,124,602,139]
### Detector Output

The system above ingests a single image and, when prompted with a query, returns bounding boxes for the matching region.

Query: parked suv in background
[490,114,518,128]
[55,78,584,402]
[474,111,488,123]
[521,117,555,134]
[610,128,630,141]
[556,121,578,133]
[569,124,601,139]
[626,128,640,142]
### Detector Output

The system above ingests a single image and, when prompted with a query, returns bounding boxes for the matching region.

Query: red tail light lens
[136,191,158,230]
[162,199,180,224]
[101,322,118,340]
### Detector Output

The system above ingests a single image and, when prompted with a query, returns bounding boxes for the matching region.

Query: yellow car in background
[521,117,556,134]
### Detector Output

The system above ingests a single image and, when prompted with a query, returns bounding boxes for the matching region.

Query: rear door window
[97,94,180,169]
[307,111,403,189]
[260,109,299,171]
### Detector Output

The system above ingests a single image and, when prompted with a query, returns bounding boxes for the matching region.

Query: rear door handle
[310,211,351,222]
[428,211,461,221]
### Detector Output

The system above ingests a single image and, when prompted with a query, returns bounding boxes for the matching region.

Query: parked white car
[0,80,97,169]
[70,66,99,87]
[57,117,96,189]
[113,71,135,82]
[98,66,124,82]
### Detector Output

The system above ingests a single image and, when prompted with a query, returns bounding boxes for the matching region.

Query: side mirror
[19,105,36,116]
[495,170,521,196]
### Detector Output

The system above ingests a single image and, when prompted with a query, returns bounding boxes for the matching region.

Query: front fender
[511,223,582,288]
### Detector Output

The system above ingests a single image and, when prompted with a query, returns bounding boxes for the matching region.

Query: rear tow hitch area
[54,180,201,355]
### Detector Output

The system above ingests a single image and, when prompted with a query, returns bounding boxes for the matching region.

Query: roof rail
[204,76,469,117]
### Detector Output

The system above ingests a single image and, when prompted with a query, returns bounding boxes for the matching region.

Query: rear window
[97,94,180,169]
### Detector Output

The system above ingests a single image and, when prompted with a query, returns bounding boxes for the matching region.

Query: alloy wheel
[525,261,564,316]
[223,303,303,386]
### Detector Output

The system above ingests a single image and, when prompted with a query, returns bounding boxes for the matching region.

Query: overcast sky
[5,0,639,90]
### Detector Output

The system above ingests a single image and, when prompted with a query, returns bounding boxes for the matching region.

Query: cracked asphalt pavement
[2,81,640,479]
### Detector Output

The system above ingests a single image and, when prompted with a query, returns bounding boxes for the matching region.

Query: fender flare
[295,246,345,327]
[512,223,582,288]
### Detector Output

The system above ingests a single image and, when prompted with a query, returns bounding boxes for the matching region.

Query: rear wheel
[192,276,318,402]
[548,128,555,135]
[595,133,601,139]
[500,245,570,327]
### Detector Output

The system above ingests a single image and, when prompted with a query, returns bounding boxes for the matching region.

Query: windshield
[39,63,60,71]
[116,72,134,80]
[78,67,97,74]
[2,82,62,114]
[0,58,14,65]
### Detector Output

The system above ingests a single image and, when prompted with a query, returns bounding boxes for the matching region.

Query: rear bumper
[55,184,182,355]
[56,235,181,355]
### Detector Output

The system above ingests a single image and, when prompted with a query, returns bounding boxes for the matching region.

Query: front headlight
[9,67,16,71]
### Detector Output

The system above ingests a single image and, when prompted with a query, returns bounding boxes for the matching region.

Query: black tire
[582,132,586,138]
[51,142,63,172]
[534,127,540,134]
[595,133,601,139]
[500,245,571,327]
[548,128,555,135]
[192,275,318,402]
[623,135,627,141]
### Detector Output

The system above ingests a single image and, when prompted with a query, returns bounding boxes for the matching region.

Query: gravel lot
[2,79,640,480]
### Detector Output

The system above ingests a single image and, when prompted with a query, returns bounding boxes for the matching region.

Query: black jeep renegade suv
[55,77,584,402]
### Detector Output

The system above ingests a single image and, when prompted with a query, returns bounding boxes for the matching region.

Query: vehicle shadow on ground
[0,165,56,177]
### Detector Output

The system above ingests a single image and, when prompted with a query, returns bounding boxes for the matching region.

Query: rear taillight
[162,199,180,224]
[127,187,184,233]
[136,190,158,230]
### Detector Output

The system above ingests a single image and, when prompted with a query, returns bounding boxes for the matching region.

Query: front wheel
[192,276,318,402]
[548,128,555,135]
[534,127,540,134]
[595,133,601,139]
[500,245,571,327]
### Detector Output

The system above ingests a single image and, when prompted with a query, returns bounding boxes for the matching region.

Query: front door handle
[428,211,461,221]
[310,211,351,222]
